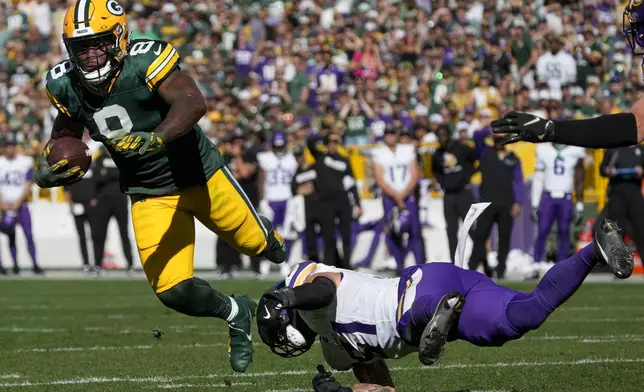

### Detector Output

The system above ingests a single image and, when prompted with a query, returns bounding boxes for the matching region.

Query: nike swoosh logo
[230,325,252,341]
[523,116,540,126]
[154,44,162,55]
[263,305,271,319]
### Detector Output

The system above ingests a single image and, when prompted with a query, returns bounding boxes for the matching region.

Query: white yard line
[0,357,642,389]
[0,327,65,333]
[0,375,21,380]
[8,334,644,355]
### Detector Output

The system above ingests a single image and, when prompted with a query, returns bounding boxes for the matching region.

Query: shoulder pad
[45,60,78,118]
[285,261,318,288]
[128,39,180,91]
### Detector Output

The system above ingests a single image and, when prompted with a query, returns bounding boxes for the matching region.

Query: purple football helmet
[271,131,287,154]
[389,206,411,236]
[624,0,644,54]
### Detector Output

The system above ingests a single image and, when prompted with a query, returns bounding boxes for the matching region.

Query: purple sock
[506,244,597,333]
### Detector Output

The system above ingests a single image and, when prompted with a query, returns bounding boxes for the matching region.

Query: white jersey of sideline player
[257,151,298,201]
[531,144,585,207]
[285,261,415,371]
[0,154,34,204]
[371,143,417,193]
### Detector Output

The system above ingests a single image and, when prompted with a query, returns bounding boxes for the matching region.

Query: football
[47,136,92,173]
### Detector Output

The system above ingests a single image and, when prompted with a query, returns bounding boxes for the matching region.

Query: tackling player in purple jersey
[257,219,633,391]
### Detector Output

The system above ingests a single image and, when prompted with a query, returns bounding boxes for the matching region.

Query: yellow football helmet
[62,0,129,85]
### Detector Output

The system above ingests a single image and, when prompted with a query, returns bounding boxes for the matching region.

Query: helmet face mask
[624,1,644,55]
[63,0,129,86]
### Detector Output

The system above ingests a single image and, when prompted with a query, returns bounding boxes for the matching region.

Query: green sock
[157,277,233,320]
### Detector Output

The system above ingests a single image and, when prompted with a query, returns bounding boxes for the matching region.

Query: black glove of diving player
[491,111,555,145]
[265,287,297,309]
[312,365,352,392]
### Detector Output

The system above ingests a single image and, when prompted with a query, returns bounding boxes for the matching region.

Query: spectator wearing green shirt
[340,95,376,146]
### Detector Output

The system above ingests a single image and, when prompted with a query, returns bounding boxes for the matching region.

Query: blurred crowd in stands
[0,0,638,157]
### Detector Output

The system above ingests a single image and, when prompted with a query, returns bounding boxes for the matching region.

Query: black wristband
[553,113,638,149]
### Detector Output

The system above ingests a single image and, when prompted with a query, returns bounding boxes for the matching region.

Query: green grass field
[1,278,643,392]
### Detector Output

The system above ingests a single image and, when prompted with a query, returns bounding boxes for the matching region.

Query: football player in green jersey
[35,0,287,373]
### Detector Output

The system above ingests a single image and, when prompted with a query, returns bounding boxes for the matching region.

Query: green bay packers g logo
[634,0,643,7]
[106,0,124,15]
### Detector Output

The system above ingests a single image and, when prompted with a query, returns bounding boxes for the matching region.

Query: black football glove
[491,111,555,145]
[312,365,352,392]
[265,287,297,309]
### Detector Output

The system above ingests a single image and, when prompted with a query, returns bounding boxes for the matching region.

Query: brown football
[47,136,92,172]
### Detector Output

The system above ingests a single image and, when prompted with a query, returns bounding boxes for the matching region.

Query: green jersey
[45,39,224,196]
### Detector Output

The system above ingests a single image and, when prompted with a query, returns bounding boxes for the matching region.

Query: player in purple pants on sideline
[0,136,43,275]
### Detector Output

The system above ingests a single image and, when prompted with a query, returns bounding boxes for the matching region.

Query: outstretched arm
[153,70,207,143]
[492,97,644,148]
[267,272,342,311]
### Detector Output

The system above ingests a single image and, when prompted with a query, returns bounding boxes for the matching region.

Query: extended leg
[459,220,633,347]
[132,193,256,373]
[194,168,286,265]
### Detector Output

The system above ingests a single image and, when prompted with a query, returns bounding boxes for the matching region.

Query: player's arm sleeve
[44,66,79,121]
[278,261,337,311]
[134,40,180,92]
[513,156,525,205]
[551,113,639,148]
[45,85,73,119]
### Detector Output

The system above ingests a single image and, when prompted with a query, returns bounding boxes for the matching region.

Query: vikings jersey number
[257,151,297,201]
[372,144,417,192]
